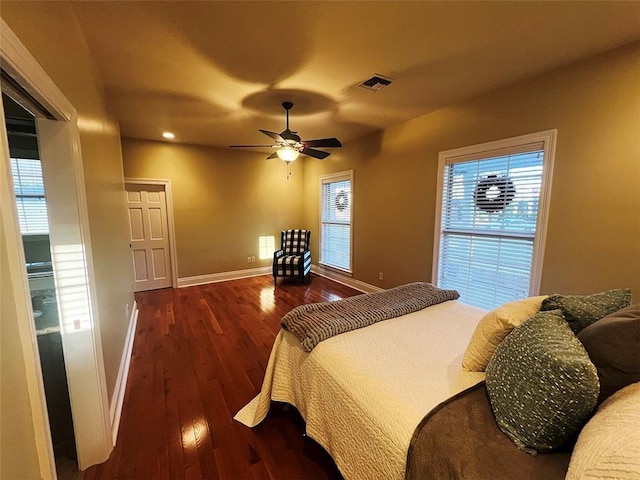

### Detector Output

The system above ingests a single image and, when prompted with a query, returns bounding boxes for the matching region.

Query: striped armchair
[273,229,311,286]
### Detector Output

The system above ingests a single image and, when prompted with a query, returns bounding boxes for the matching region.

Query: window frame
[319,169,354,275]
[432,130,556,300]
[10,157,49,235]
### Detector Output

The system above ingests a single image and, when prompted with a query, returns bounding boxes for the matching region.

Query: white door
[126,183,172,291]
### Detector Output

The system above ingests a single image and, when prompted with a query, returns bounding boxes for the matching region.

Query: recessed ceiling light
[162,131,175,140]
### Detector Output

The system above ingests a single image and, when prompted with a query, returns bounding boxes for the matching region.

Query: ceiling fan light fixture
[277,146,299,162]
[229,101,341,161]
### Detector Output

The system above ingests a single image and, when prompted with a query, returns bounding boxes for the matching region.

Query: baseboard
[177,264,382,293]
[178,266,272,288]
[110,300,139,445]
[311,265,383,293]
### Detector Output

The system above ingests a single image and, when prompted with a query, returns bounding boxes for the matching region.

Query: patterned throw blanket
[281,282,460,352]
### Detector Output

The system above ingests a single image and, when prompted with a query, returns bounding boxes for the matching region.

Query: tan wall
[0,209,43,480]
[122,139,304,278]
[2,2,135,402]
[304,42,640,300]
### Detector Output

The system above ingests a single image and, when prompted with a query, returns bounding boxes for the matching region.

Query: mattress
[235,299,486,479]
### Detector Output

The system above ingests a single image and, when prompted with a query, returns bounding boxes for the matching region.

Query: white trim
[529,132,556,294]
[1,18,112,471]
[124,178,178,288]
[432,155,447,286]
[311,264,382,293]
[432,129,557,296]
[317,261,353,277]
[109,301,138,445]
[178,265,381,293]
[178,266,272,288]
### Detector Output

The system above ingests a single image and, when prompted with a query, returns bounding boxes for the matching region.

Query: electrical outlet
[125,303,130,319]
[379,272,384,280]
[247,256,252,263]
[251,256,256,263]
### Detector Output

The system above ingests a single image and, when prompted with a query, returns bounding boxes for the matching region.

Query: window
[320,170,353,272]
[10,157,49,234]
[433,131,555,310]
[258,235,275,260]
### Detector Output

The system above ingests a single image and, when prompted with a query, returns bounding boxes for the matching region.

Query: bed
[235,285,640,480]
[235,295,486,479]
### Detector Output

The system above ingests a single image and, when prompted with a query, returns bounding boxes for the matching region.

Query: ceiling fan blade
[266,152,280,159]
[301,147,330,160]
[260,129,285,143]
[303,138,342,148]
[229,144,277,148]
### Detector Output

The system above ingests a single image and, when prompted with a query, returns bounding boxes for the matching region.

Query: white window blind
[320,172,352,272]
[436,140,549,311]
[10,157,49,234]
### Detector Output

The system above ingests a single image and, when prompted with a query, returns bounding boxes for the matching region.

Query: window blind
[438,150,544,310]
[10,157,49,234]
[320,174,352,271]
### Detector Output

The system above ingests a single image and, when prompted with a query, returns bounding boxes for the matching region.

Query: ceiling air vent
[358,74,393,92]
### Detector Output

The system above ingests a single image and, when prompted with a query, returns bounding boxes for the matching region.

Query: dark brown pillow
[578,303,640,403]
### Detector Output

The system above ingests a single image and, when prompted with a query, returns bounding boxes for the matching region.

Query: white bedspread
[235,299,486,480]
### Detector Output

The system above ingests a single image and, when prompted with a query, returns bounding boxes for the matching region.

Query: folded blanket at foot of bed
[406,381,571,480]
[281,282,460,351]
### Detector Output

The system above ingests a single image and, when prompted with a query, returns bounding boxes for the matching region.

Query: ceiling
[70,1,640,151]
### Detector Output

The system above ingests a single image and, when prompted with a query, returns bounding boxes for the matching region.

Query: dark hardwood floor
[83,274,360,480]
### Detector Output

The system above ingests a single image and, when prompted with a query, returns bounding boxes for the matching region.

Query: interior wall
[304,42,640,300]
[121,138,304,278]
[1,3,135,402]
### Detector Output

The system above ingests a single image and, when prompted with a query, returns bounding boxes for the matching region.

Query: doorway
[3,93,77,473]
[125,180,177,291]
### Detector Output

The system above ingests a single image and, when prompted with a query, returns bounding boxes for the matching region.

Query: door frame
[1,18,112,474]
[125,178,178,289]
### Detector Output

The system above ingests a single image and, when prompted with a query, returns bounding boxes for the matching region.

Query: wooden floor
[83,274,360,480]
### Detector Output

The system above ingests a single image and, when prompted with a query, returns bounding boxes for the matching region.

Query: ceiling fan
[230,102,342,162]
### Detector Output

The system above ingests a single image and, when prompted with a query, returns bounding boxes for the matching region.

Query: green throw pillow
[485,310,599,454]
[541,288,631,333]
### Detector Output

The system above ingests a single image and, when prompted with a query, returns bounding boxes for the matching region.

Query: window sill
[317,262,352,277]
